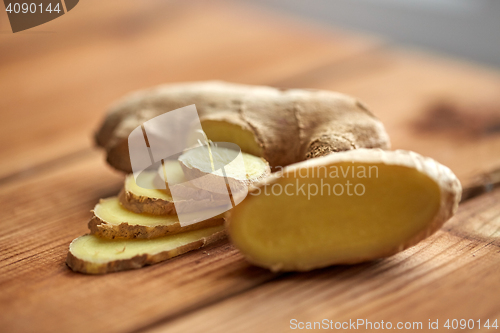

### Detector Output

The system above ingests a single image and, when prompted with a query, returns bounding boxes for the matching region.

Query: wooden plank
[145,187,500,333]
[0,0,380,180]
[273,48,500,182]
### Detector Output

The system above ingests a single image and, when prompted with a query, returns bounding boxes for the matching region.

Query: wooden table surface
[2,1,500,332]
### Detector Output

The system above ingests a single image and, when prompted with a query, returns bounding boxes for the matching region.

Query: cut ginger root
[227,149,462,272]
[67,225,226,274]
[119,171,176,215]
[120,166,228,216]
[178,144,270,195]
[158,160,229,201]
[89,197,225,239]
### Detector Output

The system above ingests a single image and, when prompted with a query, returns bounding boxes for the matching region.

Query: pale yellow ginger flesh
[160,159,187,187]
[67,225,225,274]
[178,146,270,197]
[121,169,177,215]
[179,145,269,181]
[89,197,225,239]
[96,197,177,227]
[126,170,173,201]
[130,160,223,199]
[201,119,263,158]
[157,160,227,200]
[121,163,230,216]
[228,149,461,272]
[95,82,390,173]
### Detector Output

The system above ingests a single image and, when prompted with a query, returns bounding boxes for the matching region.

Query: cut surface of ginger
[67,225,225,274]
[120,170,176,215]
[96,197,177,227]
[179,145,269,182]
[201,119,263,158]
[121,164,230,216]
[157,160,229,200]
[90,197,225,239]
[158,159,187,188]
[228,149,461,272]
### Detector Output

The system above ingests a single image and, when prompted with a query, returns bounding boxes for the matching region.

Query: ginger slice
[158,160,229,201]
[178,145,271,194]
[200,115,264,158]
[67,225,226,274]
[120,168,228,216]
[120,171,176,215]
[89,197,225,239]
[227,149,461,272]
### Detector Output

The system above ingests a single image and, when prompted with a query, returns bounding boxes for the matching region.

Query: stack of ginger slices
[66,148,270,274]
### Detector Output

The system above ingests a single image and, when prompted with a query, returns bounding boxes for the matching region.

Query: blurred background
[253,0,500,68]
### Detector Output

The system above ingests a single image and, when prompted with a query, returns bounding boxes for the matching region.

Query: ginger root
[89,197,225,239]
[67,225,225,274]
[119,171,176,215]
[227,149,461,272]
[153,160,228,200]
[83,82,463,274]
[178,145,270,195]
[95,81,390,172]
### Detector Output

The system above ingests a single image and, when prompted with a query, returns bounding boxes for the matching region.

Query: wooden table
[2,1,500,332]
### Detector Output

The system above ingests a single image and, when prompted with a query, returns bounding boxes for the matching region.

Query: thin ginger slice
[120,167,228,216]
[157,160,229,201]
[67,225,226,274]
[89,197,225,240]
[227,149,461,272]
[200,117,264,159]
[178,145,270,194]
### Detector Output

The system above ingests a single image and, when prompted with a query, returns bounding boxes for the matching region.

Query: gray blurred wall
[249,0,500,68]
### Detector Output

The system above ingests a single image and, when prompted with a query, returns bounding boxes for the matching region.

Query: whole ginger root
[95,81,390,172]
